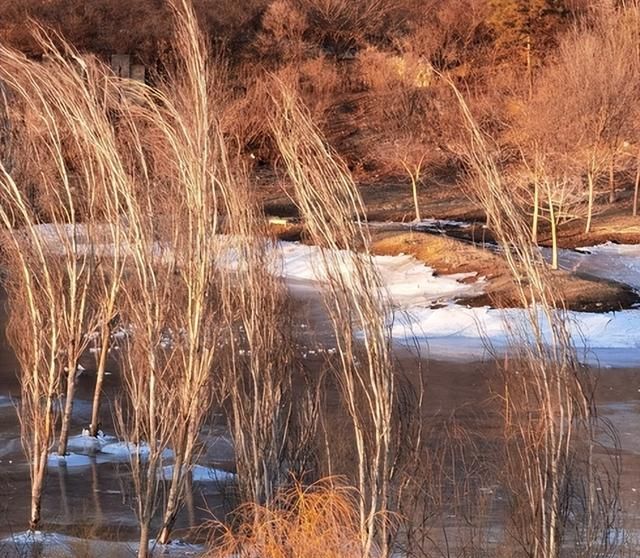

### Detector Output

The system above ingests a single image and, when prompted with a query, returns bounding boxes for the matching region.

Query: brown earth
[368,231,639,312]
[259,175,640,247]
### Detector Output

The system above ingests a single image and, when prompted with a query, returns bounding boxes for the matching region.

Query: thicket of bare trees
[0,2,411,555]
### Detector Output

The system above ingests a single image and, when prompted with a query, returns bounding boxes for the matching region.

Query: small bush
[204,479,375,558]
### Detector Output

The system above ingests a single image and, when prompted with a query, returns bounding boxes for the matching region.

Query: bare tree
[453,81,616,558]
[270,82,403,557]
[0,169,62,530]
[118,0,233,543]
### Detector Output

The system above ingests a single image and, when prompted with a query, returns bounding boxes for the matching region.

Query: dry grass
[204,479,377,558]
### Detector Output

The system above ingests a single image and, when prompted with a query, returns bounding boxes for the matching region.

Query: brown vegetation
[0,0,629,249]
[204,479,373,558]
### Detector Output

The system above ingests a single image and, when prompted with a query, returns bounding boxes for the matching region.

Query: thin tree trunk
[29,386,57,531]
[585,168,595,234]
[411,175,421,222]
[550,202,558,271]
[138,521,150,558]
[90,322,111,436]
[157,450,185,544]
[30,459,45,530]
[58,366,78,456]
[532,178,539,243]
[608,155,616,204]
[633,156,640,217]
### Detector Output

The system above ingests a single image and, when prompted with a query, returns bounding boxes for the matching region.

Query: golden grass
[204,479,376,558]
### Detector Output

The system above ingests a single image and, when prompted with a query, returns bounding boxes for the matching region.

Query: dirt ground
[259,175,640,247]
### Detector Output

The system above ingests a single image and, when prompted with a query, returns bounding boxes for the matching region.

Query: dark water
[0,289,639,555]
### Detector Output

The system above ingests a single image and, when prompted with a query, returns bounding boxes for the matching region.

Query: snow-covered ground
[277,241,481,307]
[277,241,640,368]
[390,303,640,367]
[554,242,640,290]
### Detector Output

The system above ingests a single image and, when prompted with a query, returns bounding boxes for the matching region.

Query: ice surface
[158,464,236,483]
[99,441,174,462]
[2,531,204,558]
[541,242,640,290]
[47,452,93,469]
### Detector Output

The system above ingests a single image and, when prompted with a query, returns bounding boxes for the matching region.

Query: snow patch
[99,441,174,462]
[392,303,640,367]
[0,395,14,408]
[65,431,117,455]
[158,464,236,483]
[47,452,93,469]
[277,242,481,307]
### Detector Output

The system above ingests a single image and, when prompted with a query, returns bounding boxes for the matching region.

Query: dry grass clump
[204,479,375,558]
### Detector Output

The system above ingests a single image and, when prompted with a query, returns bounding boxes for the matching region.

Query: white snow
[99,441,174,462]
[383,242,640,367]
[276,241,481,307]
[158,464,236,483]
[0,395,14,408]
[65,431,117,455]
[551,242,640,290]
[391,304,640,367]
[24,222,640,367]
[368,218,471,230]
[47,452,93,469]
[409,218,472,230]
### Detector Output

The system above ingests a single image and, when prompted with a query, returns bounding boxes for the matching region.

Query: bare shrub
[452,82,618,558]
[401,0,488,74]
[270,82,407,557]
[295,0,404,57]
[252,0,309,66]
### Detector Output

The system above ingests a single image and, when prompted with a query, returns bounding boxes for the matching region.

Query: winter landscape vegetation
[0,0,639,557]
